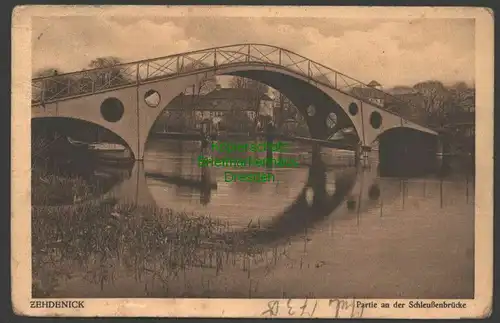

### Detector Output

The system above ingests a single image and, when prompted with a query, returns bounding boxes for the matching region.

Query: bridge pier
[108,162,156,207]
[309,143,328,208]
[379,130,439,177]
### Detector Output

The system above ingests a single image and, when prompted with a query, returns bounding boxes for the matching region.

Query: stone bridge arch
[377,127,442,177]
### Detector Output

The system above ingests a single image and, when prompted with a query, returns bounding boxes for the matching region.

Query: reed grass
[31,161,120,206]
[31,155,294,297]
[32,198,293,297]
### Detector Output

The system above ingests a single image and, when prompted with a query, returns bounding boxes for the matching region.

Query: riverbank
[32,172,474,299]
[31,165,119,206]
[31,137,475,298]
[31,158,282,297]
[32,199,290,297]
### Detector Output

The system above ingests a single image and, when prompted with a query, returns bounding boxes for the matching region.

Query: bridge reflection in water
[32,140,474,299]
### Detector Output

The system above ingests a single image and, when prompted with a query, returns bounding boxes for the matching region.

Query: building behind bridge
[351,80,475,155]
[151,80,473,154]
[350,80,425,121]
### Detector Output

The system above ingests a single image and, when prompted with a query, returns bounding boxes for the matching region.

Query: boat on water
[66,137,89,147]
[67,137,134,165]
[89,142,133,161]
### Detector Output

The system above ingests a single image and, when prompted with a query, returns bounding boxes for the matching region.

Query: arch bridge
[31,43,439,168]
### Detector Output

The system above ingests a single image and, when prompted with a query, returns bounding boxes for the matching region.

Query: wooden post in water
[402,179,406,209]
[355,142,368,167]
[380,198,383,217]
[465,173,469,203]
[440,177,444,208]
[200,120,210,150]
[355,143,360,167]
[265,120,274,168]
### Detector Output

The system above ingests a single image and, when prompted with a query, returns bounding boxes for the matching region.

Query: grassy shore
[32,170,94,206]
[31,135,106,205]
[30,137,294,297]
[31,161,289,297]
[32,199,293,297]
[31,158,118,206]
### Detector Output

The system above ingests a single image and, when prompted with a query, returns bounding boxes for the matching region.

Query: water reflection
[32,139,475,299]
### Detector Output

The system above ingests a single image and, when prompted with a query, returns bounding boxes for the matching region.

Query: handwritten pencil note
[261,299,364,318]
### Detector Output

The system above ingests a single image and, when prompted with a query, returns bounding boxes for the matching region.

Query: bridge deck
[32,43,434,133]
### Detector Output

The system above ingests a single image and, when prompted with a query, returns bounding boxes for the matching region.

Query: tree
[312,73,333,87]
[33,68,74,101]
[34,68,61,78]
[229,76,268,96]
[412,80,451,126]
[229,76,248,89]
[427,82,475,155]
[448,83,475,113]
[88,56,122,69]
[390,85,414,94]
[229,76,269,111]
[451,81,469,92]
[229,76,269,131]
[446,82,475,151]
[225,107,253,133]
[408,80,475,134]
[86,56,129,86]
[271,89,300,129]
[268,89,310,136]
[182,61,217,97]
[176,61,217,130]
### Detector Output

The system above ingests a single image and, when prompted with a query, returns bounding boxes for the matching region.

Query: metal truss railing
[31,43,428,127]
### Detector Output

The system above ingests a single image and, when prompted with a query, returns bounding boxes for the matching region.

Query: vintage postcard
[11,5,493,318]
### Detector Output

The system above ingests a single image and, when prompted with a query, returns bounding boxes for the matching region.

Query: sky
[31,15,475,88]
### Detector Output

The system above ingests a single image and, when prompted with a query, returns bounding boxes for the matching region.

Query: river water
[33,138,475,299]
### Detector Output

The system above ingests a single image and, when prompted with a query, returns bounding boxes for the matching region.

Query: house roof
[393,92,425,102]
[389,86,415,95]
[168,94,200,107]
[351,87,386,99]
[367,80,382,87]
[349,86,425,112]
[261,94,273,101]
[384,93,425,111]
[204,88,253,100]
[204,88,273,101]
[165,88,273,112]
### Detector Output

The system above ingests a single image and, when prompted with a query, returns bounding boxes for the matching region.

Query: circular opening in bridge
[348,103,358,116]
[370,111,382,129]
[368,184,381,200]
[306,105,316,117]
[100,97,124,123]
[305,187,314,206]
[326,112,338,128]
[144,89,161,108]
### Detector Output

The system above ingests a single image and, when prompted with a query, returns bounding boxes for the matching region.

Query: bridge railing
[32,43,428,128]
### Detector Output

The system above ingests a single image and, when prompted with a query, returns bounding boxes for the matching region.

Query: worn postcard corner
[11,5,493,319]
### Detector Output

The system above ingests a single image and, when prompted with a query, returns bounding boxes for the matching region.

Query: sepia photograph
[11,5,493,318]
